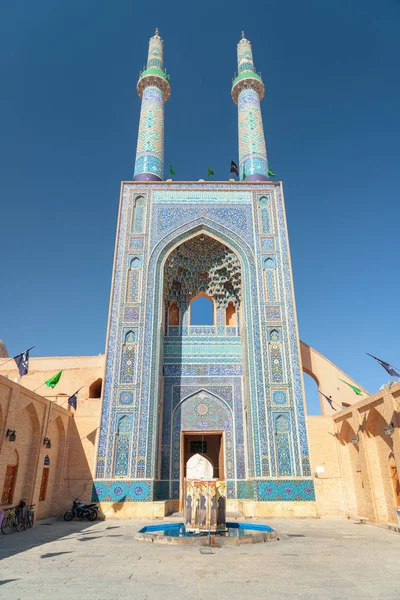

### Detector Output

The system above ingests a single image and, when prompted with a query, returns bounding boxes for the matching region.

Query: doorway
[180,431,224,510]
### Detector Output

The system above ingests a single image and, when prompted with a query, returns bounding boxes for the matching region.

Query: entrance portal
[180,432,224,509]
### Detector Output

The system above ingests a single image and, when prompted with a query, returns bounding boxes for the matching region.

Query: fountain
[135,455,277,546]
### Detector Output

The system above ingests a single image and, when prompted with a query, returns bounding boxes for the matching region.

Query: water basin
[136,522,277,546]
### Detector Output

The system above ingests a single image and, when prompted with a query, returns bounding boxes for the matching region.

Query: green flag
[268,168,276,177]
[339,378,362,396]
[169,164,175,175]
[242,166,246,181]
[45,371,63,389]
[207,166,214,178]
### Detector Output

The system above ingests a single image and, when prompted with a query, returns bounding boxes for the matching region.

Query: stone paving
[0,517,400,599]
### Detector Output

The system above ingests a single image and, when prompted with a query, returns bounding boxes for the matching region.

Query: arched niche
[89,378,103,399]
[132,196,145,233]
[189,293,214,326]
[168,301,180,326]
[225,301,237,326]
[186,453,214,480]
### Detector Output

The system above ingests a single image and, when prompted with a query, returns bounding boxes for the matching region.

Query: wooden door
[1,465,17,505]
[39,468,49,502]
[390,464,400,505]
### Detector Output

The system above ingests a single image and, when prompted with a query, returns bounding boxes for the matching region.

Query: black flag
[14,348,31,377]
[68,391,79,410]
[319,391,337,411]
[366,353,400,378]
[230,160,239,176]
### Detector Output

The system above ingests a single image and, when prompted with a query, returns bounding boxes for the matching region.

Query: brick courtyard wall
[0,375,71,517]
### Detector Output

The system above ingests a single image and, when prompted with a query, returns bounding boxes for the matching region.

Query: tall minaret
[133,29,170,181]
[231,32,269,181]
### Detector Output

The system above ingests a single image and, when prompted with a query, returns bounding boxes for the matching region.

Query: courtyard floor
[0,517,399,599]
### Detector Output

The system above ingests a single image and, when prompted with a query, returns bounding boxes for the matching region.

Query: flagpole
[0,357,15,369]
[0,346,35,369]
[318,391,343,411]
[366,353,400,376]
[33,382,46,393]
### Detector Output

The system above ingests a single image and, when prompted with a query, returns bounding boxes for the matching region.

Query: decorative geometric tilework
[127,270,140,303]
[254,480,315,501]
[119,391,134,406]
[132,198,145,233]
[114,415,133,476]
[261,236,275,250]
[95,180,312,497]
[272,390,287,405]
[238,89,268,178]
[264,270,277,301]
[134,86,165,180]
[265,306,281,321]
[130,237,144,250]
[270,342,284,383]
[237,480,254,499]
[124,307,140,323]
[92,480,153,502]
[274,414,292,476]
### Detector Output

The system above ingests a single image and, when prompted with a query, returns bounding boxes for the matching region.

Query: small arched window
[225,302,237,326]
[264,257,275,269]
[190,294,214,325]
[130,257,141,268]
[125,330,136,344]
[269,329,280,341]
[168,301,180,326]
[89,378,103,399]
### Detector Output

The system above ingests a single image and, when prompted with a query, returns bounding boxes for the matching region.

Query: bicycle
[24,504,35,529]
[1,506,24,535]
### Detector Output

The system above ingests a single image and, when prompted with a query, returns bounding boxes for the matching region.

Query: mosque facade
[93,31,316,513]
[2,32,399,524]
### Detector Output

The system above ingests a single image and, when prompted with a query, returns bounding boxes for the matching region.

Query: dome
[0,339,9,358]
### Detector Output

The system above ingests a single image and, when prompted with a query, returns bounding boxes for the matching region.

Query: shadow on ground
[0,519,96,561]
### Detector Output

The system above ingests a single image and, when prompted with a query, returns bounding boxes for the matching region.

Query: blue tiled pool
[138,522,274,538]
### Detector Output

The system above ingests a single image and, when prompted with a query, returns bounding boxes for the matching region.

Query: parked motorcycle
[64,499,99,522]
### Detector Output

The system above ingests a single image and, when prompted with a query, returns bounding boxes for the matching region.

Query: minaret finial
[241,31,245,39]
[155,27,159,36]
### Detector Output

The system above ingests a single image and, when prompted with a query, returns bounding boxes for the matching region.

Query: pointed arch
[132,196,145,233]
[19,402,41,503]
[225,301,237,326]
[114,415,133,477]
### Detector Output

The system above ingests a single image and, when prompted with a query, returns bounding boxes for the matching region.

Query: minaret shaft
[232,33,269,181]
[133,30,170,182]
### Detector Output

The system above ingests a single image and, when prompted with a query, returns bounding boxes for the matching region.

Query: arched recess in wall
[388,452,400,506]
[168,301,180,326]
[114,415,132,477]
[51,416,66,511]
[303,371,322,415]
[16,403,41,503]
[365,407,394,521]
[89,378,103,399]
[337,418,367,517]
[132,196,145,233]
[189,293,214,326]
[274,414,293,476]
[225,301,237,326]
[259,196,272,233]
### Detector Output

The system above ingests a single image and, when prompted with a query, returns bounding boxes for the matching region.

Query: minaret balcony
[231,71,264,104]
[137,68,171,101]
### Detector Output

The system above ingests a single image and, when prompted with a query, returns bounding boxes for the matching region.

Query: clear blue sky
[1,0,399,414]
